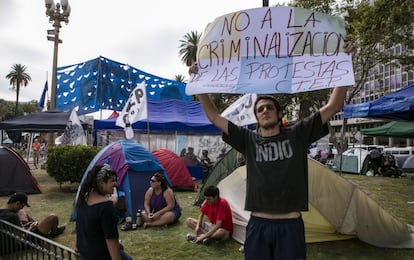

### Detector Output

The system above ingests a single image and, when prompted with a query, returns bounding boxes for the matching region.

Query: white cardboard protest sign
[186,7,354,95]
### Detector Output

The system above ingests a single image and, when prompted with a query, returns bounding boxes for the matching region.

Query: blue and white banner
[221,94,257,126]
[116,81,148,139]
[58,109,85,145]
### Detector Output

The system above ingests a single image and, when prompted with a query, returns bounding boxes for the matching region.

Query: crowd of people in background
[310,145,405,178]
[312,148,335,165]
[7,138,48,169]
[367,152,404,178]
[180,146,225,181]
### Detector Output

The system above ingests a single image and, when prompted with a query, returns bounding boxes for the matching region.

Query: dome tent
[73,140,170,219]
[152,148,197,191]
[0,146,41,196]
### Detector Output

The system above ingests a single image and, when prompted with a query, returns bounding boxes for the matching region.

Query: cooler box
[187,166,203,180]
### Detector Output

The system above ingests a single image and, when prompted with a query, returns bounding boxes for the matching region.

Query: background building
[330,43,413,148]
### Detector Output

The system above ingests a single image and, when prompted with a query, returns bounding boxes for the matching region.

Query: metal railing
[0,219,80,260]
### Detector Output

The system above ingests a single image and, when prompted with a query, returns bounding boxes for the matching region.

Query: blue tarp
[343,83,414,120]
[93,99,221,134]
[56,56,191,115]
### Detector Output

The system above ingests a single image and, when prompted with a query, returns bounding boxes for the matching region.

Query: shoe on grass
[202,237,213,245]
[186,233,196,242]
[48,225,66,238]
[121,223,133,231]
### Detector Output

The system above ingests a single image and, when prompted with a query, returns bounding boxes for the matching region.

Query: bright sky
[0,0,286,104]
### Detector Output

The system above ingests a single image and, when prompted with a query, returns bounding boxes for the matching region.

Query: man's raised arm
[197,94,229,135]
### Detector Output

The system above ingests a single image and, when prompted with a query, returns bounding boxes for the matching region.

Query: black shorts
[22,221,46,237]
[244,215,306,260]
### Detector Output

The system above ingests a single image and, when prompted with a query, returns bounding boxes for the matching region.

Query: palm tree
[5,64,32,115]
[178,31,202,66]
[174,74,185,82]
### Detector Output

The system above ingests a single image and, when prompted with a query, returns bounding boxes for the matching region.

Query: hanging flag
[107,110,119,119]
[58,109,86,145]
[37,81,48,110]
[116,81,147,139]
[221,94,257,126]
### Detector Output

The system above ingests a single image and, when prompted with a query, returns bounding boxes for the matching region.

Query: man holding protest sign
[189,34,354,260]
[192,42,353,258]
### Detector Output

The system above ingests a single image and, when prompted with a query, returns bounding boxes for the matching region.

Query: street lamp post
[44,0,71,110]
[351,127,357,148]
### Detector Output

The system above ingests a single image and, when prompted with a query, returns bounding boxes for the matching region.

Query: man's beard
[259,120,279,130]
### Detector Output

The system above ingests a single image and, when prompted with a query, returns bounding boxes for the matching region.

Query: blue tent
[72,140,170,219]
[343,83,414,120]
[93,99,221,134]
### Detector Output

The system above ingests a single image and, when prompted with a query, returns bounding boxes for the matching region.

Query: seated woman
[142,172,182,228]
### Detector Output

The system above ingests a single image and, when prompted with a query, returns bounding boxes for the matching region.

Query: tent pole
[99,58,103,120]
[175,130,178,154]
[339,118,348,176]
[147,120,150,150]
[27,133,34,165]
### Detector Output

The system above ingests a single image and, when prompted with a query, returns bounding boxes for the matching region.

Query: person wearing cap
[0,192,65,238]
[0,193,24,226]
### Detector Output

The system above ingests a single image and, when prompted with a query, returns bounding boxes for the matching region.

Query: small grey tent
[331,148,371,174]
[402,155,414,172]
[0,146,41,196]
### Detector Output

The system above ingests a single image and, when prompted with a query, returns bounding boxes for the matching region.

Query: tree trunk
[15,82,20,115]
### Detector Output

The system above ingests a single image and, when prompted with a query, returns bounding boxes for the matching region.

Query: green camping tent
[194,148,243,206]
[361,121,414,138]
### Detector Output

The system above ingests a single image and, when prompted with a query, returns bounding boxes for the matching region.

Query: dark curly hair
[253,95,284,129]
[203,185,219,198]
[152,172,168,191]
[76,164,117,207]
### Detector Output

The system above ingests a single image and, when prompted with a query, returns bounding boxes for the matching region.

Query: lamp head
[60,0,69,9]
[45,0,55,16]
[45,0,54,8]
[63,4,71,24]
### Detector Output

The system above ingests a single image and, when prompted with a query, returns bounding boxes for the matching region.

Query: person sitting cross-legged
[185,185,233,244]
[141,172,182,228]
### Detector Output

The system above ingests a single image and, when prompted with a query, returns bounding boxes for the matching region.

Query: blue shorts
[171,209,181,223]
[244,215,306,260]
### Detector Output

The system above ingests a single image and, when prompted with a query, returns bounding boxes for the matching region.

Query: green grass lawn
[1,168,414,259]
